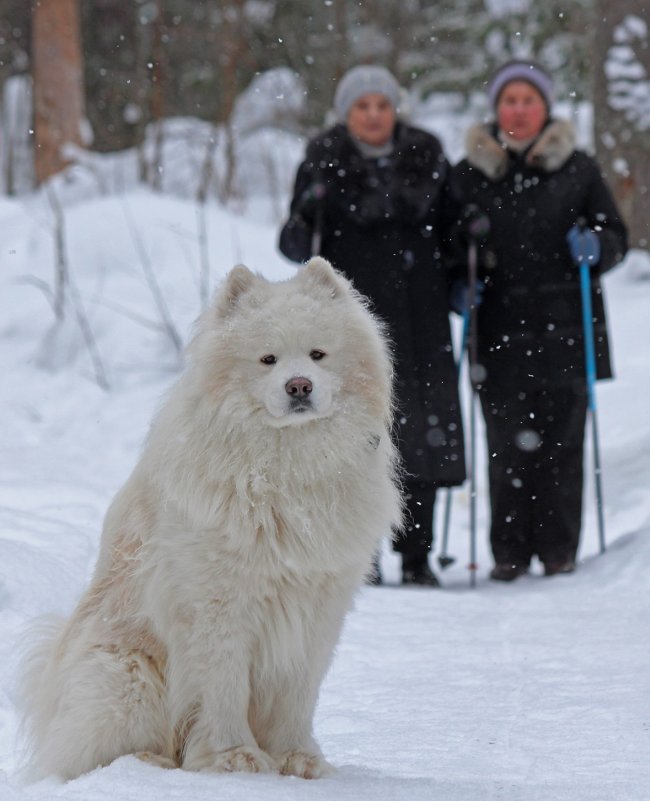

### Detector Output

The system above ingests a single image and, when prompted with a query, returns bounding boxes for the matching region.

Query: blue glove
[566,224,601,267]
[449,279,485,316]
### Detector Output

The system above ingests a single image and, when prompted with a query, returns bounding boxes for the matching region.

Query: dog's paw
[186,745,277,774]
[278,750,335,779]
[134,751,178,769]
[212,745,278,774]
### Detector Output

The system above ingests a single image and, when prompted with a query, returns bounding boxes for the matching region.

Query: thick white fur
[20,257,402,781]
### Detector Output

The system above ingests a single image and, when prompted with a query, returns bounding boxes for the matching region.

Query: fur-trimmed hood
[465,119,576,181]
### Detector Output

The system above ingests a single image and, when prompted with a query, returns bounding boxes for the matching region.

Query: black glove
[462,204,490,241]
[293,182,326,218]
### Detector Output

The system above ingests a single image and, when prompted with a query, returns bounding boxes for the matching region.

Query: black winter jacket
[279,122,465,486]
[451,119,628,391]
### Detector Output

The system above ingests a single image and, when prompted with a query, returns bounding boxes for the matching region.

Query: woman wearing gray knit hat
[333,65,402,124]
[451,59,628,582]
[279,65,465,588]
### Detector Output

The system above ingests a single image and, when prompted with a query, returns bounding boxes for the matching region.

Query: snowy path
[2,537,647,801]
[1,193,648,800]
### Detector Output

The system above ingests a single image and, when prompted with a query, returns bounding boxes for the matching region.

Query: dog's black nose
[285,377,313,398]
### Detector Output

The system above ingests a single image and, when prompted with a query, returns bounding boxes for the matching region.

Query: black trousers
[480,382,588,567]
[392,480,438,559]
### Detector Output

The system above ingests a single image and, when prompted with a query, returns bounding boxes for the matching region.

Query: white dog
[20,257,402,780]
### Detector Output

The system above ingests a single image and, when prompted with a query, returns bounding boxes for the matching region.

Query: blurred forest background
[0,0,648,246]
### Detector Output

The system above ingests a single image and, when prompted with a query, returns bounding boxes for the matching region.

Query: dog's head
[191,258,393,430]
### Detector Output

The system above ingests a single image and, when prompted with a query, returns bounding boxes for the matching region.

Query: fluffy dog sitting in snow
[21,257,402,780]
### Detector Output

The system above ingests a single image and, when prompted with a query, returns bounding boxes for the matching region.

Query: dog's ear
[300,256,349,299]
[216,264,258,317]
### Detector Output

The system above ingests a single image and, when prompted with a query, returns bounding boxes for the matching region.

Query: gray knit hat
[334,65,401,122]
[488,59,554,110]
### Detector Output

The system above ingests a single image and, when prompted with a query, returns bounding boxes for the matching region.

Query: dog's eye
[310,350,326,361]
[260,354,277,365]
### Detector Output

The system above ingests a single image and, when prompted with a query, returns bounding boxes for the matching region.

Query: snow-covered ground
[0,170,649,800]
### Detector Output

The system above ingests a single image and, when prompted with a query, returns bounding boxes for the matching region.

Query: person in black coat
[279,65,465,587]
[451,60,628,581]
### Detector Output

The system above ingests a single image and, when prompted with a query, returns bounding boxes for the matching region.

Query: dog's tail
[15,614,67,780]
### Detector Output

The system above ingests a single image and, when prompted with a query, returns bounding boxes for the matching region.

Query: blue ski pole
[575,220,607,554]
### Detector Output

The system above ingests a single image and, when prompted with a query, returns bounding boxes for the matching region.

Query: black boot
[489,562,529,582]
[402,554,441,587]
[543,558,576,576]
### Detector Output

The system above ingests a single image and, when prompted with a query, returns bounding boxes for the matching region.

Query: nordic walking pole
[437,310,470,570]
[437,486,456,568]
[464,206,490,586]
[575,219,607,553]
[311,198,324,256]
[467,237,479,587]
[310,181,326,257]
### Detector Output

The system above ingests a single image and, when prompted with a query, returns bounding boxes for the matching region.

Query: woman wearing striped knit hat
[451,60,628,581]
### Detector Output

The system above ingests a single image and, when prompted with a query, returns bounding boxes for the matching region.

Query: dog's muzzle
[286,376,313,412]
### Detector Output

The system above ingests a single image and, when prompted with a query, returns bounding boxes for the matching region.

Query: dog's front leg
[167,619,277,774]
[255,584,355,779]
[261,667,335,780]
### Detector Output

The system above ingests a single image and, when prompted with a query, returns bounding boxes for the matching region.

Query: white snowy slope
[0,190,649,801]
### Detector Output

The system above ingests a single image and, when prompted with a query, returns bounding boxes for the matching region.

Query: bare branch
[90,296,165,332]
[14,275,55,310]
[45,183,67,321]
[65,273,111,391]
[120,197,184,358]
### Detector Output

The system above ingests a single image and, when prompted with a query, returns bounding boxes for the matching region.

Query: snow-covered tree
[594,3,650,249]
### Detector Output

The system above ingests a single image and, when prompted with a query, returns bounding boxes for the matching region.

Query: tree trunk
[148,0,166,190]
[215,0,254,202]
[593,2,650,249]
[32,0,85,184]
